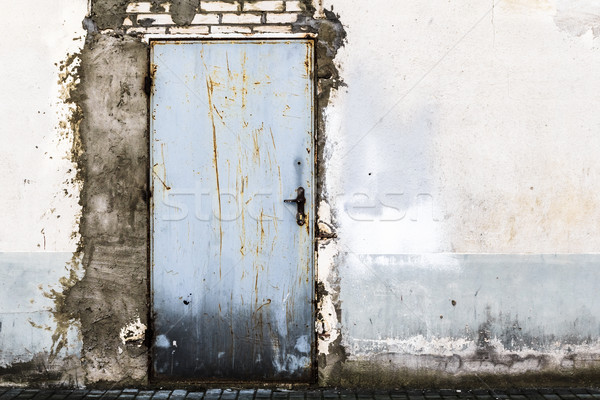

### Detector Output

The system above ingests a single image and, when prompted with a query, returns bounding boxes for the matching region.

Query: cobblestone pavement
[2,388,600,400]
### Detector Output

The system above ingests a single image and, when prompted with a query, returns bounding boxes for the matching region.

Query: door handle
[284,186,306,226]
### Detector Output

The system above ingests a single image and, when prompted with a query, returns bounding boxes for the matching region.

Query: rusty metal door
[150,40,314,381]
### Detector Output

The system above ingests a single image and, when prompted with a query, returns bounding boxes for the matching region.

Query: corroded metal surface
[150,40,314,381]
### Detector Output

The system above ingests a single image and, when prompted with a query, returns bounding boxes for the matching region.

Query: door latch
[284,186,306,226]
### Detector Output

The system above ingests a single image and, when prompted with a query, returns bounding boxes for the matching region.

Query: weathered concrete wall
[61,34,150,385]
[3,0,600,389]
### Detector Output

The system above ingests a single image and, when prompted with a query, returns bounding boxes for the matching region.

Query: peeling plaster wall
[0,0,87,386]
[320,0,600,388]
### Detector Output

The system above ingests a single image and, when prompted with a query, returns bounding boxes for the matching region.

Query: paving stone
[185,393,204,400]
[438,391,457,397]
[339,391,356,400]
[305,392,321,400]
[13,394,33,400]
[100,391,123,400]
[509,395,528,400]
[66,390,89,400]
[3,387,600,400]
[204,390,223,400]
[542,395,561,400]
[524,393,545,400]
[170,391,189,400]
[85,390,104,400]
[237,390,254,400]
[152,391,172,400]
[220,390,237,400]
[570,390,589,395]
[15,392,38,399]
[272,392,289,400]
[322,392,338,400]
[136,393,155,400]
[47,394,69,400]
[424,391,443,399]
[1,390,25,400]
[558,396,579,400]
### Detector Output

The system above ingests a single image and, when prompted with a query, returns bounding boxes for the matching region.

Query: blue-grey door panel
[150,40,315,381]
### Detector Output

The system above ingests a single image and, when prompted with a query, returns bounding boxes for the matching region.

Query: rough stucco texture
[62,33,149,385]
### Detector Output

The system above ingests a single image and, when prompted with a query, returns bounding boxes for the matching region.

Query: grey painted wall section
[0,253,81,384]
[318,254,600,386]
[342,254,600,350]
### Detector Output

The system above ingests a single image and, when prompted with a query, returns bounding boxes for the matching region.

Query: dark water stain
[152,309,311,382]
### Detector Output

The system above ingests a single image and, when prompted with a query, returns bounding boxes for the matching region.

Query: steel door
[150,40,314,381]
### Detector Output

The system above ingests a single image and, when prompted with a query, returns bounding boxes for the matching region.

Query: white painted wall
[327,0,600,254]
[323,0,600,374]
[0,0,86,371]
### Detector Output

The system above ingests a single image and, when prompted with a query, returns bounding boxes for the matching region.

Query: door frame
[146,37,318,383]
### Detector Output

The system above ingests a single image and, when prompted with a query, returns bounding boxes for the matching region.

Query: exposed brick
[200,1,240,12]
[285,0,303,12]
[126,2,152,12]
[137,13,174,25]
[123,16,134,26]
[191,13,220,24]
[169,25,210,34]
[221,13,262,24]
[211,25,252,33]
[243,1,284,12]
[128,26,167,34]
[266,12,298,23]
[253,25,293,33]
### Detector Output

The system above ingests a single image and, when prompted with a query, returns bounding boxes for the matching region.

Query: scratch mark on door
[206,77,223,277]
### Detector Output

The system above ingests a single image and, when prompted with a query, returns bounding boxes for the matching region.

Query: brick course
[122,0,306,34]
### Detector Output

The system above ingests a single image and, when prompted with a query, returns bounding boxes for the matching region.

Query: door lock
[284,186,306,226]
